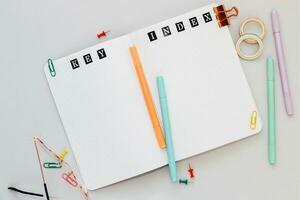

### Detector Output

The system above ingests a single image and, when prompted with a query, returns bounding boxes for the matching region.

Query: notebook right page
[130,3,262,160]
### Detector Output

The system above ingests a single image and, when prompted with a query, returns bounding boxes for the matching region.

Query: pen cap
[156,76,167,99]
[271,10,280,33]
[267,57,275,81]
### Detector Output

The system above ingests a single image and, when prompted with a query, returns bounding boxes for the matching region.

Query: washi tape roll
[239,17,266,44]
[236,34,264,60]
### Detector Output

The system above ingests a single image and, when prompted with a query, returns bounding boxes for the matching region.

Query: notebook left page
[44,36,166,190]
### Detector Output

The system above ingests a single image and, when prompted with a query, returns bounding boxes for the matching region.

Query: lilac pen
[271,10,293,115]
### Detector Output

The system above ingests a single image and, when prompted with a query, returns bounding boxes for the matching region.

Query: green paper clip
[43,162,62,169]
[48,58,56,77]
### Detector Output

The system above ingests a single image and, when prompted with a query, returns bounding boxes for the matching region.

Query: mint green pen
[267,58,276,165]
[157,76,177,182]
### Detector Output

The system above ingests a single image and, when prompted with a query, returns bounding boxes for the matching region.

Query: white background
[0,0,299,200]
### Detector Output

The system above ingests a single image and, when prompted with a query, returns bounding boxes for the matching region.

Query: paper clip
[188,164,195,178]
[58,149,68,160]
[250,110,257,130]
[43,162,62,169]
[213,5,239,28]
[178,179,192,185]
[48,58,56,77]
[62,172,78,187]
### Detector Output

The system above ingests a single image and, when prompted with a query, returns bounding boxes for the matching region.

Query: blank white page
[130,3,262,161]
[44,36,167,190]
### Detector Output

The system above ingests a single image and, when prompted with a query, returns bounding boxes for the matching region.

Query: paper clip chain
[34,137,89,199]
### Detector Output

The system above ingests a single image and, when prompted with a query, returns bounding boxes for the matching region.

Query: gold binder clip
[250,110,257,130]
[213,5,239,28]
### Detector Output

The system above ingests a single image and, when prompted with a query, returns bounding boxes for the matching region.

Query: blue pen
[156,76,177,182]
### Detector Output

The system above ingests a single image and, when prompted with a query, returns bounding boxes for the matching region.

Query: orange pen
[129,46,166,149]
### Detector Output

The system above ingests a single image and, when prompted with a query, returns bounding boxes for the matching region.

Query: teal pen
[156,76,177,182]
[267,58,276,165]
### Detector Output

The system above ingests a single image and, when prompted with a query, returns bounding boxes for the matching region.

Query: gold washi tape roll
[236,34,264,60]
[239,17,266,44]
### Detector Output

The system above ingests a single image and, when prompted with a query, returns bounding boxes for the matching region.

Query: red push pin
[97,30,110,39]
[188,164,195,178]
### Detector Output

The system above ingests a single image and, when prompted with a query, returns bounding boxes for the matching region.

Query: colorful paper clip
[188,164,195,178]
[62,171,78,187]
[34,138,88,199]
[178,179,192,185]
[58,149,68,160]
[43,162,62,169]
[48,58,56,77]
[250,110,257,130]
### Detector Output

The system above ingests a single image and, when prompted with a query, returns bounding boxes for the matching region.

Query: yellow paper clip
[250,111,257,130]
[58,149,68,160]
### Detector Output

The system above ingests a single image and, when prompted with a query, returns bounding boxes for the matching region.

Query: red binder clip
[97,30,110,39]
[62,171,78,187]
[213,5,239,27]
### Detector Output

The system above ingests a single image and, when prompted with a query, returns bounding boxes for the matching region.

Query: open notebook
[44,3,262,190]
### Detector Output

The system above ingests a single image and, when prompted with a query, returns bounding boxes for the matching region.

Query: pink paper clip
[62,172,78,187]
